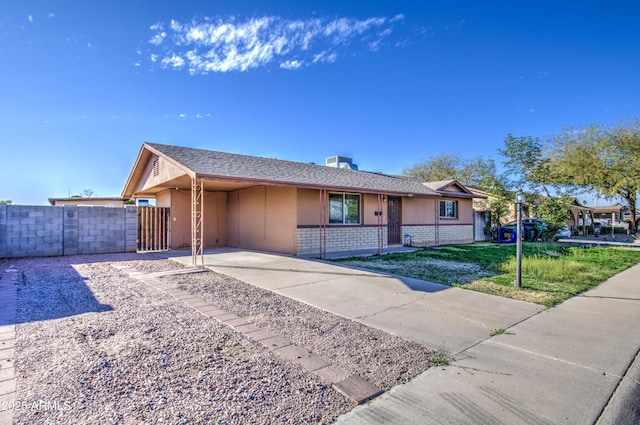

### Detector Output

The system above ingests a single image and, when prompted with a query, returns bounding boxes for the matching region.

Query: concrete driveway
[172,249,640,424]
[172,248,543,355]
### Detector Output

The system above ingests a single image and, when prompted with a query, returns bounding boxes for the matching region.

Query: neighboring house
[590,205,628,233]
[48,197,127,207]
[121,143,480,257]
[592,205,625,224]
[566,199,595,235]
[467,187,519,241]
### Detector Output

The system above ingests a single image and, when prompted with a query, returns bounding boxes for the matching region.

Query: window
[329,193,361,224]
[440,200,457,218]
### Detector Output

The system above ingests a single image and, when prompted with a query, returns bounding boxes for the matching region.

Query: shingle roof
[146,142,443,196]
[422,180,457,191]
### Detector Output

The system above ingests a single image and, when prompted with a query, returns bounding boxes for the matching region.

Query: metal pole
[515,201,522,288]
[611,212,615,240]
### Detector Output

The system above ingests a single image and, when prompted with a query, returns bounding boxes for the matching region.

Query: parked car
[502,218,548,242]
[554,225,571,241]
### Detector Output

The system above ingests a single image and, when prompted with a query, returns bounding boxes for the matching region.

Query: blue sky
[1,1,638,205]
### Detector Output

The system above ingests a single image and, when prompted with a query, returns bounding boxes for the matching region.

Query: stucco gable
[423,179,477,198]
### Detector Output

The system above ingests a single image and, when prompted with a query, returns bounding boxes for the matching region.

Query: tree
[550,118,640,234]
[402,153,504,191]
[403,153,511,228]
[0,200,13,205]
[402,153,465,183]
[499,134,556,197]
[499,134,573,231]
[530,195,573,239]
[79,188,95,198]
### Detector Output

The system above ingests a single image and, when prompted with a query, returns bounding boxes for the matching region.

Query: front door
[387,196,402,245]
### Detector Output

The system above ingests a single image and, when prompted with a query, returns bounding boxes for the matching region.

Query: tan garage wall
[158,189,227,249]
[297,188,319,226]
[228,186,297,254]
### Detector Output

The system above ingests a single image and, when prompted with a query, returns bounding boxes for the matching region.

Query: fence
[137,206,170,251]
[0,205,138,259]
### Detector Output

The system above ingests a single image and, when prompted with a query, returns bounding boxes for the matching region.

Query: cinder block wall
[0,205,138,259]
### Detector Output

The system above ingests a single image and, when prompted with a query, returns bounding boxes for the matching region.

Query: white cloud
[313,50,337,64]
[169,112,211,120]
[529,108,536,113]
[280,60,302,70]
[147,14,405,73]
[28,15,33,23]
[47,13,55,19]
[161,54,185,69]
[150,31,167,45]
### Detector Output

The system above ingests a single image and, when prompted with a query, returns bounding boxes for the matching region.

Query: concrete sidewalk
[335,263,640,425]
[172,249,640,424]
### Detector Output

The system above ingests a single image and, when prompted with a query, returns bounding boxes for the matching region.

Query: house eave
[121,142,196,198]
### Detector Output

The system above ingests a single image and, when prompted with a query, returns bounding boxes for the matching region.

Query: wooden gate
[387,197,402,245]
[137,207,170,251]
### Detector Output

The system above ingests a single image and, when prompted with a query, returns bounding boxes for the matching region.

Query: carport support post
[191,178,204,268]
[514,191,525,288]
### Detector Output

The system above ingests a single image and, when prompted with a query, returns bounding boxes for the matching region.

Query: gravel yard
[2,253,435,424]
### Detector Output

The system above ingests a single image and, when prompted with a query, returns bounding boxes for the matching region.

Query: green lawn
[333,243,640,307]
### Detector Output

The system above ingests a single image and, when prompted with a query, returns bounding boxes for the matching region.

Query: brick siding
[439,224,474,244]
[296,226,387,256]
[401,225,437,247]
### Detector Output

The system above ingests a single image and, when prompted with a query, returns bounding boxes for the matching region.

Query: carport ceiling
[133,175,269,198]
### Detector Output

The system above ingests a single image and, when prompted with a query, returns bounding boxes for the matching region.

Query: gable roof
[123,142,477,198]
[422,179,477,198]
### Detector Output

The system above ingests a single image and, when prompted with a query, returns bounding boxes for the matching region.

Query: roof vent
[326,155,358,170]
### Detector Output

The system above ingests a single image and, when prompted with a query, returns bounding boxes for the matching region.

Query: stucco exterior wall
[228,186,297,254]
[294,191,475,254]
[135,154,187,194]
[362,194,385,225]
[159,189,227,249]
[161,189,189,248]
[297,188,320,226]
[452,198,474,224]
[403,197,436,224]
[296,190,385,226]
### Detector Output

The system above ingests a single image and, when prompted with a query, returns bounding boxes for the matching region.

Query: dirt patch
[340,257,495,286]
